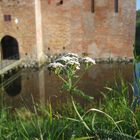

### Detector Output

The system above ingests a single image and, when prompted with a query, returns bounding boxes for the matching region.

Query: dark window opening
[1,35,20,60]
[60,0,63,5]
[57,0,63,6]
[115,0,119,13]
[4,15,11,22]
[4,71,21,97]
[91,0,95,13]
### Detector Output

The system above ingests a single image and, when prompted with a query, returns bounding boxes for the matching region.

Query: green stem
[68,77,72,90]
[71,96,91,132]
[73,66,91,88]
[57,74,68,84]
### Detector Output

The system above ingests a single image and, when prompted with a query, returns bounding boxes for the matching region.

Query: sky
[137,0,140,10]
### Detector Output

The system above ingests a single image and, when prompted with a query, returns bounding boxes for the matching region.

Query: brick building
[0,0,136,63]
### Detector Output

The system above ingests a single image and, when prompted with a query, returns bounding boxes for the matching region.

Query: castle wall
[35,0,44,63]
[0,0,37,61]
[41,0,136,58]
[0,0,136,62]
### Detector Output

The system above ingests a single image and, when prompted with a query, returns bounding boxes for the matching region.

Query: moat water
[0,63,133,108]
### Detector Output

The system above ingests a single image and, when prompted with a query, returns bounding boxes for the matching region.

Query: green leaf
[72,88,94,101]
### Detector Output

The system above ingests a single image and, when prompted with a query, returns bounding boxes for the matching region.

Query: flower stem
[57,74,68,84]
[73,68,88,87]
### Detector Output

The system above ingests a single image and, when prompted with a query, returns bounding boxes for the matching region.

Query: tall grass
[53,77,140,139]
[0,79,140,140]
[0,102,71,139]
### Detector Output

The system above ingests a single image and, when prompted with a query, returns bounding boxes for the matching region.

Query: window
[60,0,63,5]
[4,15,11,22]
[57,0,63,6]
[115,0,118,13]
[91,0,95,13]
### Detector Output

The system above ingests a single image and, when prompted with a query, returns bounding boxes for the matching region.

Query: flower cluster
[81,57,96,65]
[47,62,64,71]
[47,62,64,74]
[47,53,96,74]
[55,56,78,65]
[47,53,96,100]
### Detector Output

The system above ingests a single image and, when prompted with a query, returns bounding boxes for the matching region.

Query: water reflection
[0,71,22,97]
[2,71,21,96]
[2,64,133,108]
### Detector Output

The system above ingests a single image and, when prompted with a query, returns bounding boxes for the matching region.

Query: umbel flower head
[47,53,96,101]
[66,60,80,70]
[47,53,96,74]
[64,53,78,58]
[55,56,78,65]
[47,62,64,74]
[81,57,96,64]
[80,57,96,68]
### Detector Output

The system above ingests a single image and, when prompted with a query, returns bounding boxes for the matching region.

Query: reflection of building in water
[78,64,133,100]
[20,70,41,104]
[3,71,21,96]
[4,69,46,107]
[1,71,22,107]
[3,64,133,108]
[38,69,45,104]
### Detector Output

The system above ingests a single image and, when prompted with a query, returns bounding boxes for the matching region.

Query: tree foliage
[136,10,140,21]
[135,10,140,56]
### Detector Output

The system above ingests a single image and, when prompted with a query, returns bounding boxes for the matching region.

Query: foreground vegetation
[0,53,140,139]
[0,79,140,140]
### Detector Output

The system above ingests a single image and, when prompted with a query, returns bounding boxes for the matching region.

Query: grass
[0,77,140,140]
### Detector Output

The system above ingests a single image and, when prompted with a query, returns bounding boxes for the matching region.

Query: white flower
[64,53,78,58]
[66,60,80,70]
[76,66,80,70]
[56,56,72,63]
[81,57,96,64]
[55,56,79,64]
[47,62,64,70]
[67,60,80,67]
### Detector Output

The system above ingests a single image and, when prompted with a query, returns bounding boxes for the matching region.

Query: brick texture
[0,0,136,61]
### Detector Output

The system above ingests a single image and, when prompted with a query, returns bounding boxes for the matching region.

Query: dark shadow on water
[1,64,134,109]
[3,71,21,97]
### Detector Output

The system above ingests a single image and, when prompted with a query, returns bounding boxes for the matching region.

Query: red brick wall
[0,0,136,61]
[0,0,37,60]
[41,0,136,58]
